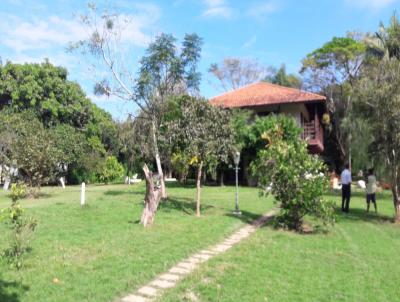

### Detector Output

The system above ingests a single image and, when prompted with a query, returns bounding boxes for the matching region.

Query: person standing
[341,164,352,212]
[366,168,377,213]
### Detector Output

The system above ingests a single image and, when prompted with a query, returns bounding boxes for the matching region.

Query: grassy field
[159,189,400,302]
[0,182,272,302]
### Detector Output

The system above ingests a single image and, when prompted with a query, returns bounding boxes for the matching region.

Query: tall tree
[354,57,400,221]
[136,33,202,198]
[301,36,367,168]
[209,57,272,91]
[374,12,400,60]
[71,4,202,198]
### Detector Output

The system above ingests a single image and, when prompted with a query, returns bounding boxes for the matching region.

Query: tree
[354,57,400,221]
[135,33,202,197]
[265,64,302,88]
[251,115,335,231]
[301,36,367,169]
[0,60,101,128]
[71,4,203,199]
[372,12,400,60]
[0,60,118,182]
[0,112,62,196]
[209,57,273,91]
[116,117,141,177]
[167,95,234,216]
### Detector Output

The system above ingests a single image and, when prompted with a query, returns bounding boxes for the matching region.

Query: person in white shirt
[341,163,352,213]
[366,168,377,213]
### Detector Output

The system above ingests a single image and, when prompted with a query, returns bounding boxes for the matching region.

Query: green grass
[0,183,272,302]
[159,189,400,302]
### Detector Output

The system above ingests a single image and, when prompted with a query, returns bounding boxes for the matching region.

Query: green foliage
[9,183,27,204]
[0,60,88,127]
[137,33,203,103]
[98,156,124,184]
[1,183,36,268]
[301,36,366,84]
[171,152,191,182]
[230,109,252,152]
[167,95,234,169]
[0,112,62,194]
[354,57,400,215]
[251,115,335,231]
[375,12,400,60]
[0,61,120,185]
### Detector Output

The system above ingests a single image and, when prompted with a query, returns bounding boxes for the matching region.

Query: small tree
[0,183,37,268]
[167,95,234,216]
[251,115,335,231]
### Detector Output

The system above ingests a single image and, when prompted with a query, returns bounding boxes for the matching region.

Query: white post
[60,177,65,189]
[3,176,10,191]
[3,180,10,191]
[80,182,85,206]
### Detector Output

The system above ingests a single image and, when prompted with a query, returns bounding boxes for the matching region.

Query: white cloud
[247,1,279,20]
[1,16,87,52]
[202,0,233,19]
[344,0,397,9]
[0,4,160,53]
[242,35,257,49]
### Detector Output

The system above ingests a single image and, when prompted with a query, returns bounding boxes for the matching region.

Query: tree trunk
[392,183,400,222]
[151,120,167,199]
[196,161,203,217]
[219,169,224,186]
[140,164,162,227]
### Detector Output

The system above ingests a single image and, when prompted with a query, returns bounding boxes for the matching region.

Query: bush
[9,183,27,203]
[251,115,335,232]
[1,183,37,268]
[98,156,124,184]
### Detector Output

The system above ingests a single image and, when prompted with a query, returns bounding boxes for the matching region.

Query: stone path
[117,210,275,302]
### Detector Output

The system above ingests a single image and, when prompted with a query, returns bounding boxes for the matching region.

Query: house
[210,82,326,154]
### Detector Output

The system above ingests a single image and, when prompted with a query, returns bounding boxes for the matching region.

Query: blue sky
[1,0,399,120]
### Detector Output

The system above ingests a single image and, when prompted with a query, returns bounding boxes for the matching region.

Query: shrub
[251,115,335,232]
[98,156,124,184]
[1,183,37,268]
[9,183,27,203]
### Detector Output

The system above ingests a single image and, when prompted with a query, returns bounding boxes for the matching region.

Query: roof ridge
[210,81,324,101]
[210,82,261,100]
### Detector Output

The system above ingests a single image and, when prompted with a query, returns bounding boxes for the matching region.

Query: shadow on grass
[335,207,393,224]
[104,189,146,196]
[159,197,215,215]
[225,210,265,225]
[165,181,196,189]
[0,278,29,302]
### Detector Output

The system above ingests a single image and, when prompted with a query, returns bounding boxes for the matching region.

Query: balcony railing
[302,122,316,140]
[301,119,324,153]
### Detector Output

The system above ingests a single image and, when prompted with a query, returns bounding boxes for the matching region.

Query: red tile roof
[209,82,326,108]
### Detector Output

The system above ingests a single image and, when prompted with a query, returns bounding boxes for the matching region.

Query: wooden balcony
[301,119,324,154]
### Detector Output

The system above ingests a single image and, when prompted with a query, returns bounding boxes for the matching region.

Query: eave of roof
[209,82,326,108]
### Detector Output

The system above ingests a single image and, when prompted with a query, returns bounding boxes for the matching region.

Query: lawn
[0,182,272,302]
[159,189,400,302]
